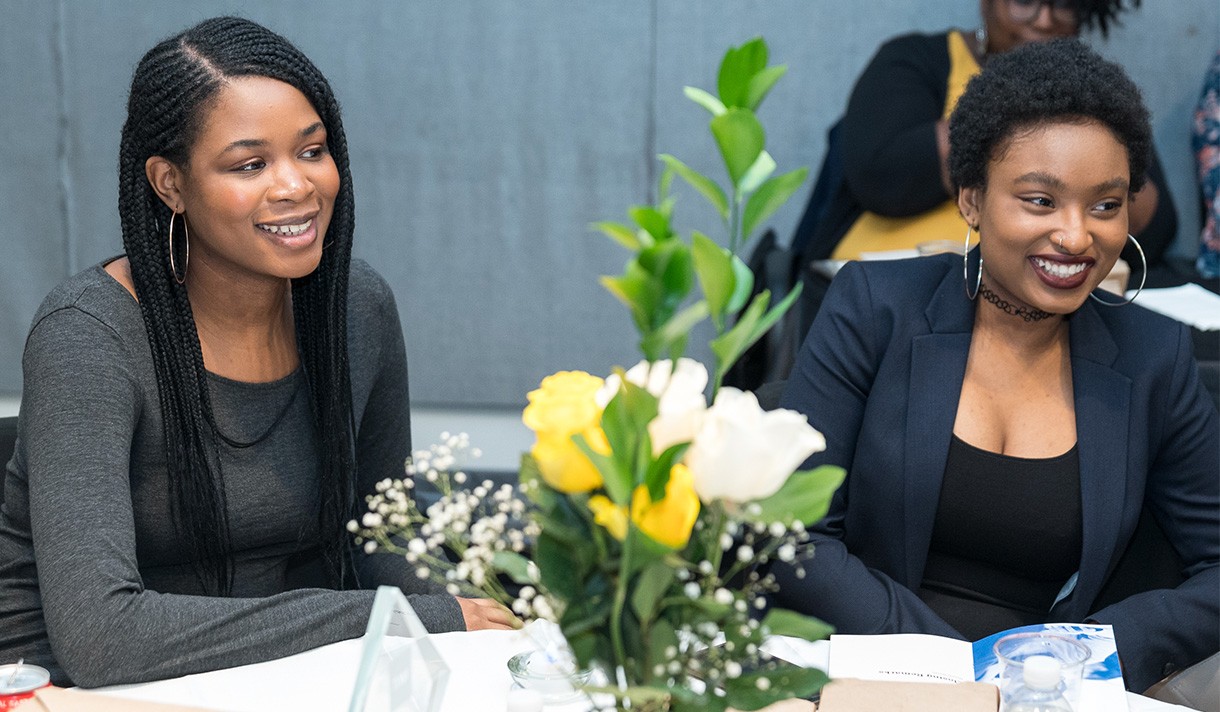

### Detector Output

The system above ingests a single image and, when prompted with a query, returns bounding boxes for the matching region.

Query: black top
[919,434,1082,640]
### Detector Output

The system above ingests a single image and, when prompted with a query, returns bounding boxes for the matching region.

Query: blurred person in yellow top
[810,0,1174,270]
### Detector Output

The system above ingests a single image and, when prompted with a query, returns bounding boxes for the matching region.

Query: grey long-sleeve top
[0,259,463,688]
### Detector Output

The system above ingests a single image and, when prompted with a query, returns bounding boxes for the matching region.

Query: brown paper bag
[817,678,998,711]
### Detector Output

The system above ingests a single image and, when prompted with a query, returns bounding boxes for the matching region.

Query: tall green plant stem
[610,530,634,679]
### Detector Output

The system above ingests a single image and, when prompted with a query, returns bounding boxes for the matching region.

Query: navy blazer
[775,253,1219,692]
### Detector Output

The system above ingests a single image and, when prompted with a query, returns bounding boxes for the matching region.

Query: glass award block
[348,586,450,712]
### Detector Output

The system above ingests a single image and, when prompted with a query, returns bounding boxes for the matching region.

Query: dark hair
[948,37,1151,194]
[120,16,357,595]
[1073,0,1141,38]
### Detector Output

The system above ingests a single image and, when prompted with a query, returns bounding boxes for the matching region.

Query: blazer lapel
[902,264,975,586]
[1062,302,1131,617]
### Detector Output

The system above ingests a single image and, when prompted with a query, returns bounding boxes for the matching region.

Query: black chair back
[0,415,16,507]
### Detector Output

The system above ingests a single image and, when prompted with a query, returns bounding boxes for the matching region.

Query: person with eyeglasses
[800,0,1176,272]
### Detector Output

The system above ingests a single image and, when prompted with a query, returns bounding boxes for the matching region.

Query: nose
[1053,211,1092,253]
[268,160,311,203]
[1030,4,1057,31]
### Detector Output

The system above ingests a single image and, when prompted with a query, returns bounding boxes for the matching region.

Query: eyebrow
[218,122,326,156]
[1013,171,1129,193]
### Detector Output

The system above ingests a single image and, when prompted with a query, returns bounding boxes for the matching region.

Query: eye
[300,145,328,160]
[1093,198,1123,213]
[234,159,265,173]
[1022,195,1054,209]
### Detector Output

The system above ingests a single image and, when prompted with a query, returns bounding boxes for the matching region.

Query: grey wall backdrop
[1,1,1216,407]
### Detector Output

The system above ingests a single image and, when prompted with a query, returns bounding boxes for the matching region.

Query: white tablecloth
[86,629,1197,711]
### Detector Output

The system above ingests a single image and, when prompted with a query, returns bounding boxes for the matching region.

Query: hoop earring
[168,211,189,285]
[1090,234,1146,307]
[963,224,982,300]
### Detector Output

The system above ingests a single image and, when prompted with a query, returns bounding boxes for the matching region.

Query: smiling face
[958,119,1131,315]
[146,76,340,286]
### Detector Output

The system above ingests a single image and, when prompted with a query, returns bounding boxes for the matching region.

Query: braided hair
[120,16,357,595]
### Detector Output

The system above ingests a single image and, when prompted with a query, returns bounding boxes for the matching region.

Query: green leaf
[639,301,709,365]
[691,231,734,328]
[491,550,537,585]
[598,381,659,496]
[710,289,769,381]
[725,666,829,710]
[744,64,788,111]
[683,85,727,116]
[709,283,803,383]
[762,607,835,642]
[573,431,632,504]
[710,109,765,188]
[631,560,676,624]
[644,441,690,503]
[658,165,675,200]
[717,37,768,108]
[517,453,557,510]
[591,221,641,251]
[535,532,584,601]
[738,150,776,195]
[629,205,673,242]
[600,263,659,333]
[741,167,809,241]
[659,154,729,219]
[747,464,845,527]
[726,254,755,313]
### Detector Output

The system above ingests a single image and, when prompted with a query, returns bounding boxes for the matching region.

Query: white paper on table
[1127,284,1220,330]
[829,633,974,684]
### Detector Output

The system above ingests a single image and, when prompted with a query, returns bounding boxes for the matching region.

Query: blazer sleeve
[841,34,951,217]
[771,262,961,638]
[1088,323,1219,692]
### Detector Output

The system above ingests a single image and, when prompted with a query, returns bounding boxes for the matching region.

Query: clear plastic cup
[994,633,1091,711]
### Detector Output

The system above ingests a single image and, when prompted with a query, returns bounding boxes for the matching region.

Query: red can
[0,663,51,711]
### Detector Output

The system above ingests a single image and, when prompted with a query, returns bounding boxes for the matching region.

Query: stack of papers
[1130,284,1220,331]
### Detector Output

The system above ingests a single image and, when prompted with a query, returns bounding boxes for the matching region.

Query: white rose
[686,387,826,504]
[597,358,709,455]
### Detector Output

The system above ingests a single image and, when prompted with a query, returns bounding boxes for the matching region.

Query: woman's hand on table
[458,596,520,630]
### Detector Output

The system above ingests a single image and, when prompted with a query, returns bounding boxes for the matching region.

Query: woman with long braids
[773,39,1217,692]
[0,16,511,687]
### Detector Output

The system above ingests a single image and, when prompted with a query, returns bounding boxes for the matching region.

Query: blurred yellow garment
[831,31,978,260]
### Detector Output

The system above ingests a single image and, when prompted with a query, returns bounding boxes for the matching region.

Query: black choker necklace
[979,284,1053,323]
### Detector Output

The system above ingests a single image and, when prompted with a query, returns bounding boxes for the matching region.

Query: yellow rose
[631,463,700,549]
[588,494,628,540]
[523,371,610,493]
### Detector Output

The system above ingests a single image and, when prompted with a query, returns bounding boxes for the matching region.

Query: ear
[957,186,981,229]
[145,156,185,213]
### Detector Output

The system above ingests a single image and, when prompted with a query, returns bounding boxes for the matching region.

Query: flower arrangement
[354,37,845,711]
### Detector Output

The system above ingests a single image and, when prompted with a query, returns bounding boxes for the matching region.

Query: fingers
[457,597,520,631]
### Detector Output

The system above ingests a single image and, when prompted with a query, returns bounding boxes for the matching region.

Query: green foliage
[598,36,810,389]
[745,465,847,527]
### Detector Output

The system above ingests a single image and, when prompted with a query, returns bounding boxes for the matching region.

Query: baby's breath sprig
[348,432,552,620]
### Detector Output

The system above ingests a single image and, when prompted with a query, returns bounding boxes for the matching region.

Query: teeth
[1033,257,1087,279]
[257,219,311,236]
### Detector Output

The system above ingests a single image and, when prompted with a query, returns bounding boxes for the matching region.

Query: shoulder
[28,261,144,345]
[347,259,397,313]
[1091,300,1194,371]
[872,31,951,68]
[345,259,404,349]
[834,254,955,310]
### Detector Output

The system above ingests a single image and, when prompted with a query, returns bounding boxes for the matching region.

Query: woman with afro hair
[0,16,511,688]
[804,0,1176,270]
[775,38,1217,692]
